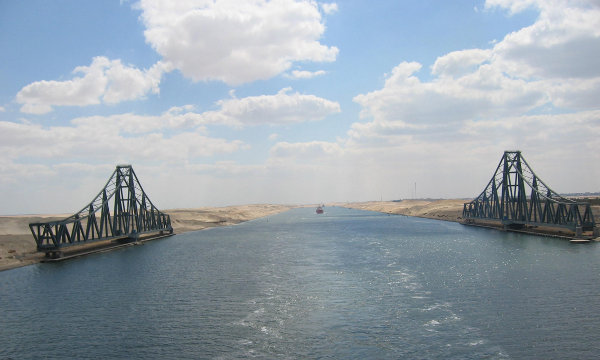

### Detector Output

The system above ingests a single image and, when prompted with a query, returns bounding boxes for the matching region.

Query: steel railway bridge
[29,165,172,258]
[462,151,596,236]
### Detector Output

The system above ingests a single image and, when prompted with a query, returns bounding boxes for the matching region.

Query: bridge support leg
[594,226,599,238]
[575,226,583,238]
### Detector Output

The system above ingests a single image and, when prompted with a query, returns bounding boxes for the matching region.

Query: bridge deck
[41,232,175,262]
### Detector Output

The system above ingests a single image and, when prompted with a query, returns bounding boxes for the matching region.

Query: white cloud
[353,61,546,127]
[484,0,540,14]
[16,57,171,114]
[431,49,491,78]
[461,111,600,148]
[259,104,599,203]
[270,140,343,158]
[16,57,109,114]
[70,106,210,135]
[5,0,600,214]
[0,106,5,112]
[137,0,338,85]
[103,60,171,104]
[338,0,600,199]
[1,84,341,200]
[0,113,243,165]
[199,87,341,126]
[488,0,600,79]
[352,0,600,138]
[287,69,327,79]
[321,3,338,14]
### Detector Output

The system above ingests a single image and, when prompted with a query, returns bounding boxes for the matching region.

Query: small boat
[316,206,324,214]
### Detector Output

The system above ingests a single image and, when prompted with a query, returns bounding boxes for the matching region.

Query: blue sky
[1,0,599,214]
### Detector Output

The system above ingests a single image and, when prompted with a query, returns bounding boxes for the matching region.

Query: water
[1,207,599,359]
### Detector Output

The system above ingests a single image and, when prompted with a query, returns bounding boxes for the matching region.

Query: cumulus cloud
[353,61,546,127]
[137,0,338,85]
[103,60,172,104]
[70,106,212,135]
[287,69,327,79]
[270,140,343,158]
[199,87,341,127]
[352,0,600,142]
[6,0,600,213]
[487,0,600,79]
[321,3,338,14]
[431,49,491,78]
[484,0,540,14]
[337,0,600,197]
[16,57,171,114]
[461,110,600,147]
[2,85,341,182]
[0,116,242,164]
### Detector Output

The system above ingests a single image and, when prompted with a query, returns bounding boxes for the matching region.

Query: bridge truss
[463,151,595,233]
[29,165,172,255]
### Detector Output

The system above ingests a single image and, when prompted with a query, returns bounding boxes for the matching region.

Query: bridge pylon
[463,151,595,234]
[29,165,173,256]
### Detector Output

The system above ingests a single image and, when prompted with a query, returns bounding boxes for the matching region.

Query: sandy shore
[167,204,295,233]
[0,204,293,272]
[332,199,466,222]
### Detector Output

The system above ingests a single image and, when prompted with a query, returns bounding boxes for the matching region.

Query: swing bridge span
[462,151,596,237]
[29,165,173,258]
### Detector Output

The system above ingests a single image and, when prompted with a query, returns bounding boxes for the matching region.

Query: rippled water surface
[1,207,599,359]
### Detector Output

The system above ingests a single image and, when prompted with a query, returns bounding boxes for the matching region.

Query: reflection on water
[1,206,599,359]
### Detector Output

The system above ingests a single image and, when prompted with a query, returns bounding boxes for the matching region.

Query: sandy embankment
[0,204,293,272]
[333,199,466,222]
[166,204,294,233]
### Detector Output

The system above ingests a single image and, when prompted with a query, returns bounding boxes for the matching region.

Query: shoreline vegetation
[2,200,599,272]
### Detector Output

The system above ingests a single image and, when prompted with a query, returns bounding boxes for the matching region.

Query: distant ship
[316,205,324,214]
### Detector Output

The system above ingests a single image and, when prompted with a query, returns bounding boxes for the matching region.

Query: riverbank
[0,204,293,272]
[333,199,466,222]
[336,200,600,240]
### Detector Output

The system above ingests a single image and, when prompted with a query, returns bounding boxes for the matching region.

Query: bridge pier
[45,251,63,259]
[503,223,525,231]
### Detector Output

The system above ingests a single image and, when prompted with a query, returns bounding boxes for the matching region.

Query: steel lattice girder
[29,165,173,251]
[463,151,595,231]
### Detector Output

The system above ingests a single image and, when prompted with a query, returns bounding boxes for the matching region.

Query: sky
[1,0,599,215]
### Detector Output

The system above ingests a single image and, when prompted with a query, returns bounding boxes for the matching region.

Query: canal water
[1,207,599,359]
